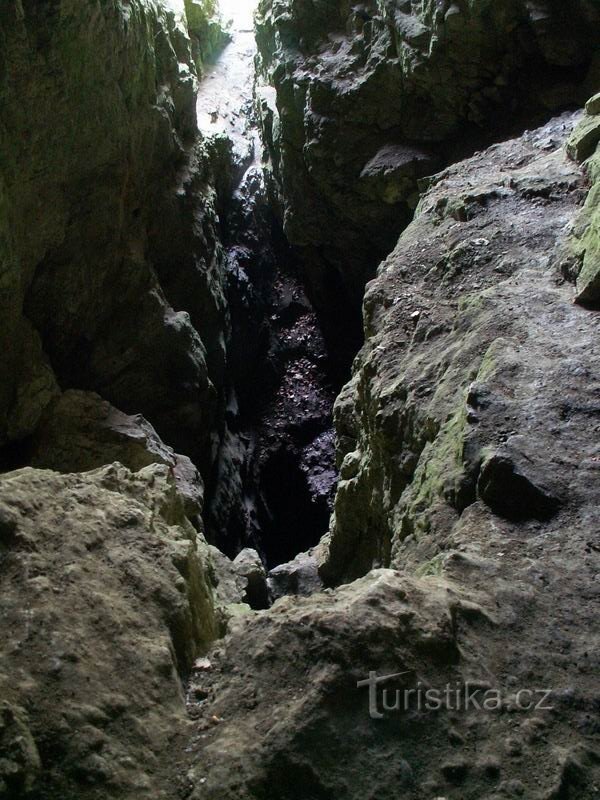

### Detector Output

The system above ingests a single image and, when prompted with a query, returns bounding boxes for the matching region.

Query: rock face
[183,116,600,800]
[0,463,223,799]
[187,559,600,799]
[255,0,599,315]
[29,389,206,522]
[205,165,339,568]
[233,548,269,609]
[0,0,230,472]
[1,0,600,797]
[324,111,599,585]
[566,95,600,306]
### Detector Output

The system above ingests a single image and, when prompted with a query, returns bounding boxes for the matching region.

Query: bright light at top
[218,0,258,30]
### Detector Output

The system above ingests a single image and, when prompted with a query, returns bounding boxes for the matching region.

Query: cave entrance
[199,0,345,578]
[257,445,332,569]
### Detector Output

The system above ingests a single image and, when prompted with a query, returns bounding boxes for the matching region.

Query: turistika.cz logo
[357,671,554,720]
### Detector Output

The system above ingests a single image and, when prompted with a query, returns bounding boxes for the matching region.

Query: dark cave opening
[204,178,344,572]
[256,445,333,569]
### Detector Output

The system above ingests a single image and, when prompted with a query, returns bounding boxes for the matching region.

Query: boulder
[30,390,204,521]
[185,549,600,797]
[267,550,323,601]
[0,463,221,799]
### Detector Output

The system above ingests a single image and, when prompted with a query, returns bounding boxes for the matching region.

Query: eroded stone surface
[186,549,600,798]
[324,112,597,585]
[30,389,205,521]
[565,106,600,306]
[0,0,230,473]
[255,0,599,312]
[180,114,600,800]
[0,463,223,799]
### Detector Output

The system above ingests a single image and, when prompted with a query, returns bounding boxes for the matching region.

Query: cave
[257,445,331,568]
[0,0,599,798]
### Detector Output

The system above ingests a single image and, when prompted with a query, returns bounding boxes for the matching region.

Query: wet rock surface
[206,164,339,569]
[185,0,341,573]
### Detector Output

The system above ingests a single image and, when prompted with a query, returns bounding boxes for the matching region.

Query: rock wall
[182,111,600,800]
[1,2,599,797]
[255,0,599,318]
[323,110,600,585]
[0,5,251,796]
[0,463,223,799]
[0,0,230,473]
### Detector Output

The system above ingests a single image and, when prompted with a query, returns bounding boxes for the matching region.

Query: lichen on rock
[322,111,596,585]
[565,96,600,306]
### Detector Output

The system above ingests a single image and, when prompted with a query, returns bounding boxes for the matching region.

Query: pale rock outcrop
[29,389,205,521]
[0,462,223,799]
[233,548,269,609]
[565,95,600,305]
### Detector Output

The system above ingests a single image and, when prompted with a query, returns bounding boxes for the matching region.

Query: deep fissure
[199,1,591,578]
[197,0,355,573]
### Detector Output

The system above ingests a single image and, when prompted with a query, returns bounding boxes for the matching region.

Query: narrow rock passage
[197,0,339,577]
[196,0,259,165]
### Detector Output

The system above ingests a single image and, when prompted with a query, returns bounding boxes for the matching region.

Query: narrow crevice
[200,1,593,579]
[204,174,341,567]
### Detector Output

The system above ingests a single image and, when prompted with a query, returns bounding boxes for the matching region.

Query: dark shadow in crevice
[256,446,332,569]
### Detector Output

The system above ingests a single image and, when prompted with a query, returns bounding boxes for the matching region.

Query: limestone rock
[267,550,323,601]
[185,549,600,797]
[206,545,252,627]
[256,0,599,314]
[0,702,41,798]
[5,320,60,444]
[586,92,600,116]
[322,112,596,585]
[30,390,204,521]
[0,463,220,799]
[477,448,561,522]
[185,0,230,72]
[564,99,600,306]
[0,0,231,473]
[567,113,600,162]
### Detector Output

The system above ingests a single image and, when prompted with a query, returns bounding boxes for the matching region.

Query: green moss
[415,553,444,577]
[567,113,600,163]
[395,405,469,542]
[566,108,600,305]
